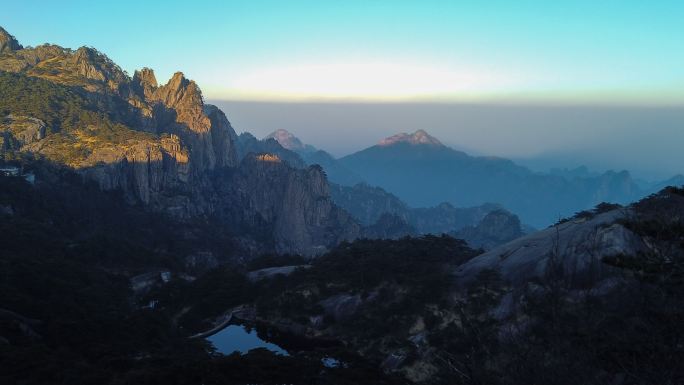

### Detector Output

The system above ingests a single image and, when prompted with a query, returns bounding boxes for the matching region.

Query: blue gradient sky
[3,0,684,103]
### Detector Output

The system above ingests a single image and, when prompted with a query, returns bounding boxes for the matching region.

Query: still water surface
[208,325,288,355]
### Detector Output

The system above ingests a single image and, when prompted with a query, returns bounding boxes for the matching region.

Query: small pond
[207,324,288,356]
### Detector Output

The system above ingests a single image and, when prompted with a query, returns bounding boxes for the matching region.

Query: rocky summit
[378,129,443,146]
[0,27,22,54]
[264,128,314,152]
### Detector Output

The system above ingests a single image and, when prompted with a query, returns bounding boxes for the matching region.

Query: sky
[2,1,684,179]
[3,0,684,104]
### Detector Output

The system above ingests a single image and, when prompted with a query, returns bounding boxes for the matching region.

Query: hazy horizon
[4,1,684,104]
[212,99,684,181]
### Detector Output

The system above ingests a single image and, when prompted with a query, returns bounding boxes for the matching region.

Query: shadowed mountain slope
[340,130,652,227]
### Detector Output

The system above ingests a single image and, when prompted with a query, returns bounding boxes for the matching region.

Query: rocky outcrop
[454,207,643,286]
[127,70,238,174]
[215,155,361,255]
[236,132,306,168]
[69,47,107,81]
[1,116,46,149]
[0,27,21,53]
[453,209,524,250]
[204,104,239,168]
[79,134,191,206]
[131,67,158,99]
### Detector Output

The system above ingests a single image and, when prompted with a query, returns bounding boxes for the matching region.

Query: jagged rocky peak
[134,67,158,88]
[378,129,443,146]
[265,129,307,151]
[157,72,203,109]
[132,67,158,97]
[151,71,213,137]
[0,27,22,53]
[69,47,119,81]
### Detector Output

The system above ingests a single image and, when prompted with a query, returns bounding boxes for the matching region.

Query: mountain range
[0,27,518,256]
[264,127,678,227]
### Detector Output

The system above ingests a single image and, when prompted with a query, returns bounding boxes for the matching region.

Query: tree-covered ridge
[0,71,163,166]
[0,37,128,92]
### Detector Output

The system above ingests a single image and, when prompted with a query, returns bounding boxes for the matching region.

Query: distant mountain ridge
[264,129,363,186]
[263,129,520,247]
[378,129,443,146]
[338,129,674,227]
[264,128,316,153]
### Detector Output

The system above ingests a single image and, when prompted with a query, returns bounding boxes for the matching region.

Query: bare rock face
[1,116,46,149]
[0,27,21,53]
[131,67,158,99]
[154,73,209,131]
[454,208,645,286]
[78,134,191,205]
[69,47,106,81]
[66,46,129,91]
[73,68,237,207]
[453,209,524,250]
[215,155,360,255]
[129,70,238,173]
[204,104,239,168]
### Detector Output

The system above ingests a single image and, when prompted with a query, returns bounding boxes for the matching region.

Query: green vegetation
[554,201,623,225]
[0,71,155,166]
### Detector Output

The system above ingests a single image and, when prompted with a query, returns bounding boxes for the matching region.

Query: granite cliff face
[454,205,639,286]
[0,27,358,256]
[214,155,360,255]
[0,27,21,54]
